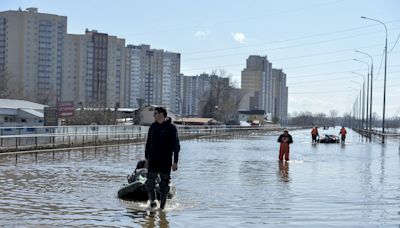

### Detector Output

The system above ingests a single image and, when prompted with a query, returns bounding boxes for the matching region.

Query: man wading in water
[145,106,180,210]
[277,129,293,161]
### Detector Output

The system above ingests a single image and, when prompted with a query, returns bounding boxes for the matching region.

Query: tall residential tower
[0,7,66,105]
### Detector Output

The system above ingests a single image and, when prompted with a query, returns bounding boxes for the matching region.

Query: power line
[388,32,400,53]
[290,82,400,96]
[289,68,400,85]
[374,49,385,81]
[183,50,400,73]
[290,89,349,94]
[286,51,399,70]
[182,19,400,56]
[184,41,392,62]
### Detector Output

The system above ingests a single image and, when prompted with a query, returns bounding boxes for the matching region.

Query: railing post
[106,126,108,144]
[52,128,55,147]
[34,128,37,149]
[18,128,21,146]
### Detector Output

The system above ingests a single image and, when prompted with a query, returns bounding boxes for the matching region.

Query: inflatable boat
[117,176,176,201]
[319,134,340,143]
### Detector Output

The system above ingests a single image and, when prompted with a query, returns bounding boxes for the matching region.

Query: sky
[1,0,400,117]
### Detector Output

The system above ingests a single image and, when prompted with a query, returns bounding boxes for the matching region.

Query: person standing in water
[311,126,319,143]
[339,126,347,143]
[145,106,180,210]
[277,129,293,161]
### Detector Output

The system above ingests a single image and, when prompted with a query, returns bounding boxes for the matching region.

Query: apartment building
[272,68,288,124]
[162,51,181,114]
[0,7,66,105]
[240,55,273,112]
[125,45,181,113]
[63,30,126,108]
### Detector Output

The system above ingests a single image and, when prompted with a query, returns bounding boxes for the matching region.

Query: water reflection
[141,211,169,228]
[278,161,290,182]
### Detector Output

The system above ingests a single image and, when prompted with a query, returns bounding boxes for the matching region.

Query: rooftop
[0,99,47,110]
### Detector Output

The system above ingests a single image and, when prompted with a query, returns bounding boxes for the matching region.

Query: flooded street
[0,128,399,227]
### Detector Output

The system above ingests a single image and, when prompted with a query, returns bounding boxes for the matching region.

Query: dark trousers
[145,171,170,201]
[312,135,317,142]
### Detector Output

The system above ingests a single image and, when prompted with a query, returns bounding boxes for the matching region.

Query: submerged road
[0,128,398,227]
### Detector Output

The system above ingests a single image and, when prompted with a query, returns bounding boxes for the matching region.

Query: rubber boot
[148,191,156,208]
[159,193,167,210]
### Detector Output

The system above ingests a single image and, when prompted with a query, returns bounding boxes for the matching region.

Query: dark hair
[155,106,167,117]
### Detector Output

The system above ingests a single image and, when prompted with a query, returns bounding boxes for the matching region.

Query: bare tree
[201,69,244,123]
[36,88,56,105]
[329,109,338,126]
[0,71,23,99]
[65,103,117,125]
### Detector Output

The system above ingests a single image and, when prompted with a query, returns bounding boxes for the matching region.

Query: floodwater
[0,128,399,227]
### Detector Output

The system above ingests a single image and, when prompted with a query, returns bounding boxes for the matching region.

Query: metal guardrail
[0,125,288,153]
[0,125,147,151]
[354,128,400,145]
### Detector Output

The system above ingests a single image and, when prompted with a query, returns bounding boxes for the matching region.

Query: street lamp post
[361,16,388,143]
[349,87,360,128]
[351,72,367,131]
[350,80,364,129]
[355,50,374,133]
[353,59,370,130]
[347,94,356,128]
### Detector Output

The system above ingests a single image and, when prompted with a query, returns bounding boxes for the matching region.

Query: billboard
[44,107,58,126]
[58,101,75,118]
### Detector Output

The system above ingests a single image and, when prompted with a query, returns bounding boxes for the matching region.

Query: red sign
[58,101,75,118]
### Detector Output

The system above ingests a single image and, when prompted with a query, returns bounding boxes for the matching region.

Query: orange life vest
[311,128,318,136]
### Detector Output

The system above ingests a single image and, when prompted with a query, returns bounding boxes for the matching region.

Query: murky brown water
[0,128,399,227]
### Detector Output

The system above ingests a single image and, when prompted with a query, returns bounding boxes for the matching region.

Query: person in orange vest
[339,126,347,143]
[311,126,319,143]
[277,129,293,161]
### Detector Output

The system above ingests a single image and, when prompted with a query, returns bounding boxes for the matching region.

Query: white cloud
[194,30,210,38]
[231,32,247,44]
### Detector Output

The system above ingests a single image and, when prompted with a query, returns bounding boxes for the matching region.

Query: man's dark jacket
[145,118,180,173]
[277,134,293,144]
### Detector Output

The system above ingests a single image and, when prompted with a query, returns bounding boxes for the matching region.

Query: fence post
[18,128,21,146]
[34,128,37,149]
[52,128,55,147]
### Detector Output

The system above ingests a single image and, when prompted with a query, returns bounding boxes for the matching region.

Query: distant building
[0,99,47,126]
[240,55,288,125]
[174,117,218,125]
[182,73,211,116]
[125,45,181,114]
[125,45,149,109]
[1,7,183,112]
[162,51,182,114]
[272,69,288,125]
[63,30,126,108]
[240,55,273,112]
[0,8,67,105]
[238,110,266,125]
